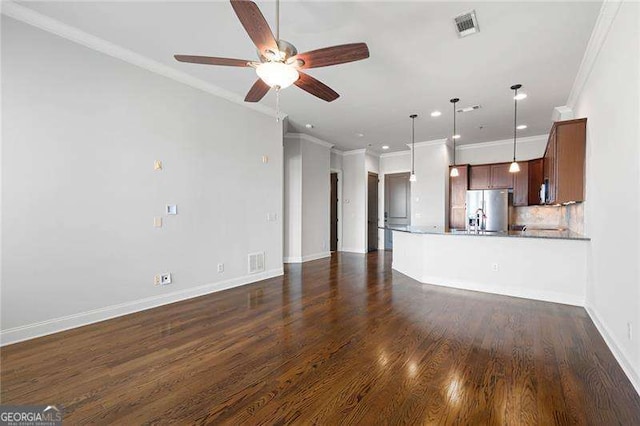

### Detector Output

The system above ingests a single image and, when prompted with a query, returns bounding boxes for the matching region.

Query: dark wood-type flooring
[2,252,640,424]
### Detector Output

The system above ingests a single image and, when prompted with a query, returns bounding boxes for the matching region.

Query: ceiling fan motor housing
[260,40,299,64]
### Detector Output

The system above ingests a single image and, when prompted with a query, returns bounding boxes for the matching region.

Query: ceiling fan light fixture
[256,62,299,89]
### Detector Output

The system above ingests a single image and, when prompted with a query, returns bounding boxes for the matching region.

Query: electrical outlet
[153,217,162,228]
[491,263,499,272]
[628,322,633,340]
[217,263,224,273]
[154,273,171,286]
[154,274,162,286]
[154,160,163,170]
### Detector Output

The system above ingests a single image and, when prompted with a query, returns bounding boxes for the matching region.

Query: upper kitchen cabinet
[544,118,587,204]
[528,158,544,205]
[449,165,469,230]
[490,163,514,189]
[469,163,513,190]
[513,161,529,207]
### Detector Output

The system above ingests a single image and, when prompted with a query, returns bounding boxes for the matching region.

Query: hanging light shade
[449,98,460,177]
[509,84,522,173]
[409,114,418,182]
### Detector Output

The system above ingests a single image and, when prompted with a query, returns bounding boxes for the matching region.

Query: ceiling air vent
[456,105,482,113]
[454,10,479,38]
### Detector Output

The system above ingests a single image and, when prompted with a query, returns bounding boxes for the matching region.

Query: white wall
[456,135,548,165]
[569,1,640,391]
[283,134,331,262]
[411,141,451,230]
[341,150,366,253]
[393,231,587,306]
[301,139,331,260]
[1,18,284,344]
[283,140,302,261]
[330,150,343,170]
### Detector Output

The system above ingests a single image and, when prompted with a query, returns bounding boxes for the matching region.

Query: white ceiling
[17,1,601,152]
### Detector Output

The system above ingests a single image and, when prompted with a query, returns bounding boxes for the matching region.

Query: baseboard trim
[586,306,640,396]
[340,247,367,254]
[0,268,284,347]
[420,275,584,307]
[283,252,331,264]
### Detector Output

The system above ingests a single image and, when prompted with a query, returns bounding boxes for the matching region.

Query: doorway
[384,172,411,250]
[330,172,338,251]
[367,172,379,252]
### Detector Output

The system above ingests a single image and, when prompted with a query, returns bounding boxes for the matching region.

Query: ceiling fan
[174,0,370,103]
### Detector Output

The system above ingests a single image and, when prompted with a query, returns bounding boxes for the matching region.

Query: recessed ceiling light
[430,111,442,117]
[382,145,389,150]
[356,133,364,137]
[516,124,528,130]
[514,93,527,100]
[452,134,461,139]
[305,123,314,129]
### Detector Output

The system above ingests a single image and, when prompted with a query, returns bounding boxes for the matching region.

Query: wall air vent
[454,10,479,38]
[248,252,265,274]
[456,105,482,113]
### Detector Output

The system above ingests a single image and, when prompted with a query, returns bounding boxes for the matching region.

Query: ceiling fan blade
[174,55,252,67]
[294,72,339,102]
[292,43,370,69]
[230,0,278,55]
[245,79,271,102]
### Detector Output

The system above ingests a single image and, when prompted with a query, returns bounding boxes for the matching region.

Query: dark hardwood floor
[2,252,639,424]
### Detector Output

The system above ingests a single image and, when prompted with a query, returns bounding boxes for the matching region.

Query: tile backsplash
[513,203,584,235]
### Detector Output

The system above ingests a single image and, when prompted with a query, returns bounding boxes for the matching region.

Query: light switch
[153,217,162,228]
[166,205,177,215]
[154,160,163,170]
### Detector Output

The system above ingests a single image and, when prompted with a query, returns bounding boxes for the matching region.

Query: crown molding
[342,148,379,156]
[456,134,548,151]
[405,138,448,149]
[1,1,284,120]
[380,150,411,158]
[552,106,575,122]
[566,0,623,108]
[343,148,367,156]
[330,148,344,156]
[284,133,334,149]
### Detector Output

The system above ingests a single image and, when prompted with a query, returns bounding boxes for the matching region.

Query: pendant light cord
[513,88,518,162]
[452,100,457,165]
[411,116,415,175]
[276,0,280,42]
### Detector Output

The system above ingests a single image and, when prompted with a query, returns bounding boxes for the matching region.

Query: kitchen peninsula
[388,225,589,306]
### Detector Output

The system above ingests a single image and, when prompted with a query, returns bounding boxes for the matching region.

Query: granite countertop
[380,225,590,241]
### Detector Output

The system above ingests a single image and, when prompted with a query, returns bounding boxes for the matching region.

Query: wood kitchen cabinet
[469,163,513,190]
[469,164,490,190]
[490,163,513,189]
[544,118,586,204]
[512,161,529,207]
[528,158,544,205]
[449,165,469,230]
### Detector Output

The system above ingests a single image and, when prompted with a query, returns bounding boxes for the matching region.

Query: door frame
[366,172,379,252]
[384,171,412,250]
[330,168,343,252]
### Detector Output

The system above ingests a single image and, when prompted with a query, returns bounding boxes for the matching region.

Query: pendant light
[509,84,522,173]
[409,114,418,182]
[449,98,460,177]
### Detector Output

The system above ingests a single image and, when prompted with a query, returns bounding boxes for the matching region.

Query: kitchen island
[385,225,589,306]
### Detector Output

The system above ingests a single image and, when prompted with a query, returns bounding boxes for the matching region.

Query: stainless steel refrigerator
[466,189,510,232]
